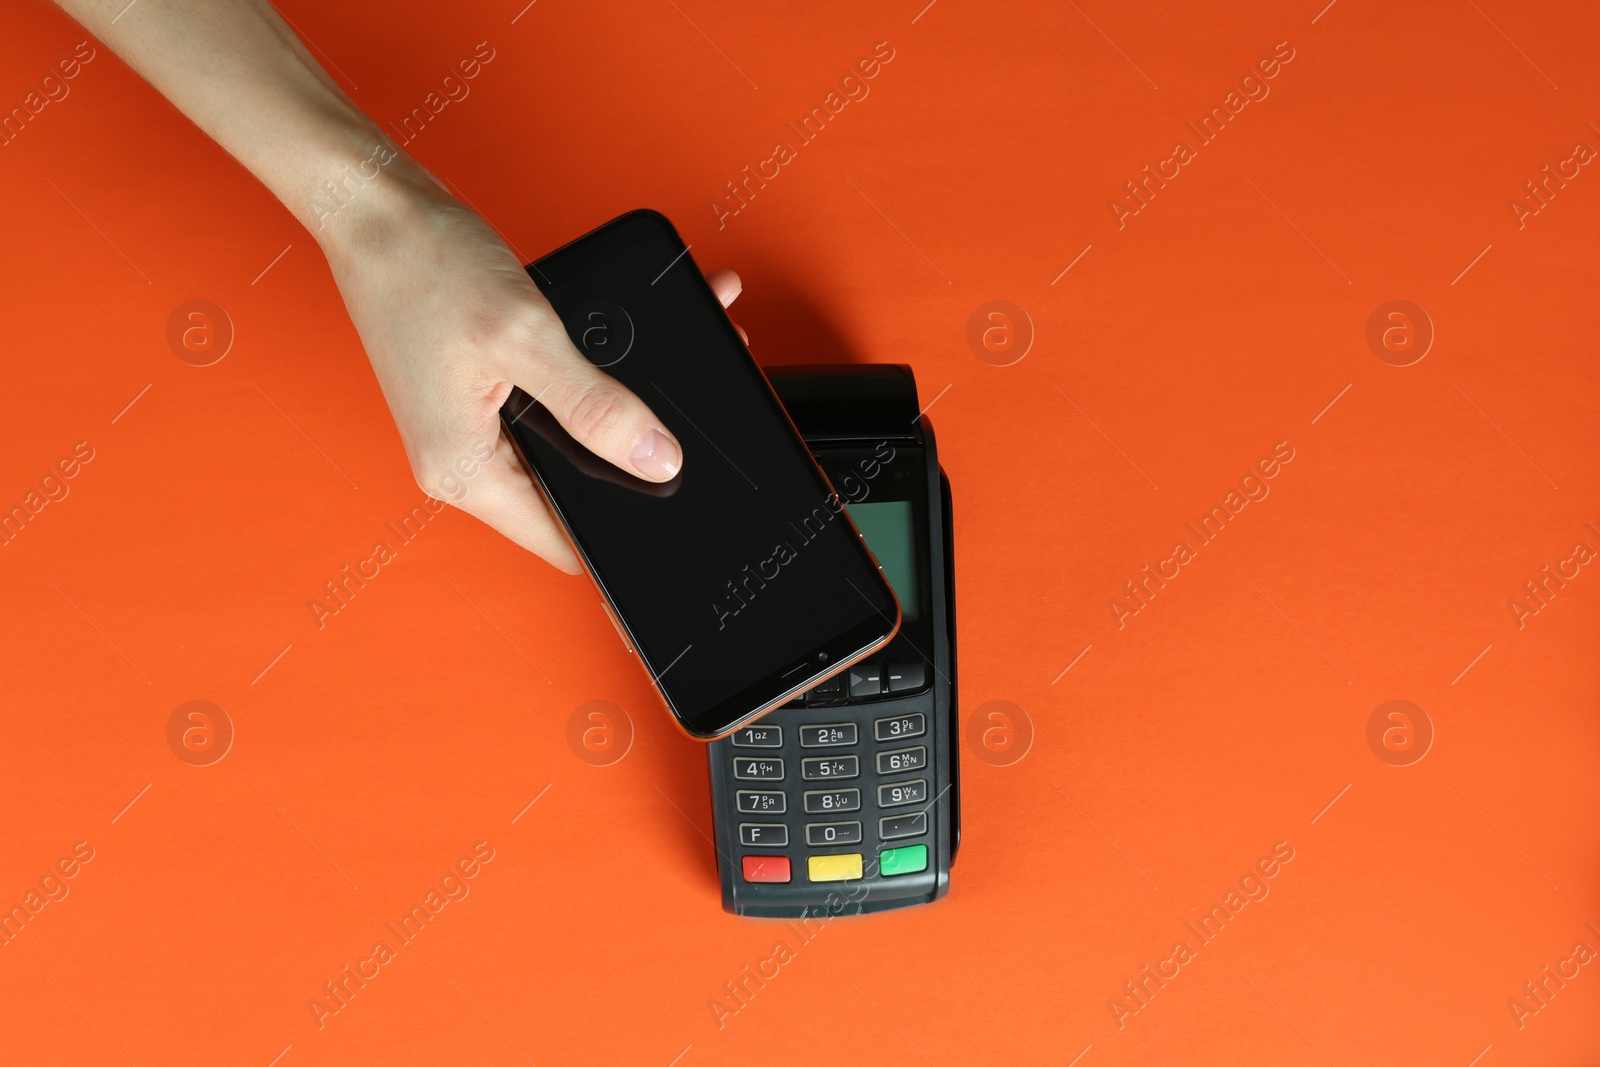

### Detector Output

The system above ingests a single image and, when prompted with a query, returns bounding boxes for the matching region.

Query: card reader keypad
[728,697,936,886]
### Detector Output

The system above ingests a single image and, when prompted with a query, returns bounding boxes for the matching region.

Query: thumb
[506,309,683,482]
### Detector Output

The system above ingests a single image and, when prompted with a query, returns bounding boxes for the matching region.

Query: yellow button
[807,852,863,882]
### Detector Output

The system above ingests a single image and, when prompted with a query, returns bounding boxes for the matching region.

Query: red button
[741,855,791,883]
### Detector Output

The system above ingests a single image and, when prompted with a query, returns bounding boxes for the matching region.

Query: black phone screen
[502,211,898,738]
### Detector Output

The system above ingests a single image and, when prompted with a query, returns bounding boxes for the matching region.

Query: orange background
[2,0,1598,1064]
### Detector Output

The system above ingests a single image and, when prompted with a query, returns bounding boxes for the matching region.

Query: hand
[319,169,743,573]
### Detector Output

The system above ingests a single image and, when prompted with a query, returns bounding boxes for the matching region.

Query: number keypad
[723,691,941,886]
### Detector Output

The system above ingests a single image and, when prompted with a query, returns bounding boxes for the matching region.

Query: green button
[879,844,928,877]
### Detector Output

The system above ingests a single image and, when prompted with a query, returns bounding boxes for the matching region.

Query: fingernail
[630,428,681,480]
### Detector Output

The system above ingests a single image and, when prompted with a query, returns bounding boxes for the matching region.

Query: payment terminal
[707,364,958,917]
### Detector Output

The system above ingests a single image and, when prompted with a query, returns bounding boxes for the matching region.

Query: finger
[500,311,683,482]
[707,269,742,308]
[710,270,744,341]
[451,430,582,573]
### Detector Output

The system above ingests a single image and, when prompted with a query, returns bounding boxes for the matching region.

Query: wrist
[296,126,447,261]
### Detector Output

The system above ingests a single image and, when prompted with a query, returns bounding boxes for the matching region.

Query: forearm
[52,0,430,247]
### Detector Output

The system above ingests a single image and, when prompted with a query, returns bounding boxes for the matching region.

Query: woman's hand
[48,0,743,572]
[320,167,742,572]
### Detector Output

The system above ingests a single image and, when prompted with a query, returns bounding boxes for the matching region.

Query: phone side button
[598,599,633,653]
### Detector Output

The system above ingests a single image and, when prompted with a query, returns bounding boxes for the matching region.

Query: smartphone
[499,210,901,739]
